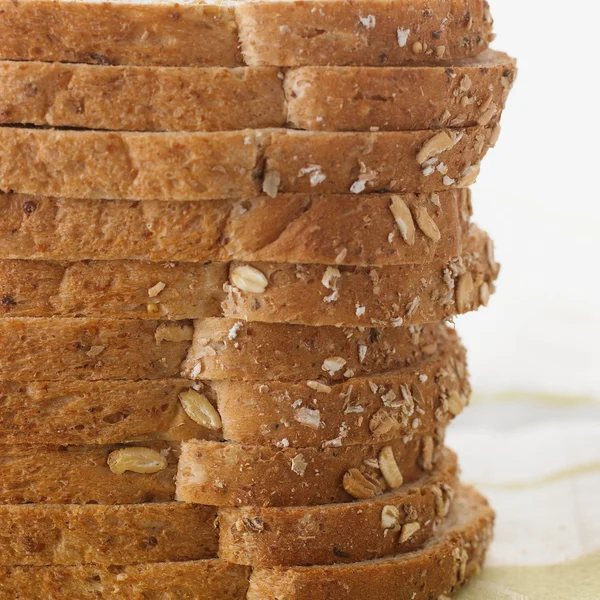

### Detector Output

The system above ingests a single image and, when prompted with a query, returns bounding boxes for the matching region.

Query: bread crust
[0,51,515,133]
[0,0,492,67]
[218,450,457,567]
[176,433,446,507]
[286,50,516,131]
[0,190,470,267]
[0,503,217,566]
[0,127,494,200]
[184,318,454,382]
[247,485,494,600]
[0,226,497,326]
[210,345,468,448]
[0,442,180,505]
[0,379,211,445]
[0,62,285,132]
[0,318,193,381]
[0,561,251,600]
[237,0,493,66]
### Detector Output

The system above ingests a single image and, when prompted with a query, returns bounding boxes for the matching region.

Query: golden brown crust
[223,226,498,327]
[0,442,179,505]
[184,318,454,382]
[286,50,516,131]
[0,379,212,445]
[0,318,192,381]
[0,190,470,267]
[176,434,446,507]
[0,127,494,201]
[210,345,469,448]
[0,1,243,67]
[0,561,251,600]
[0,0,492,67]
[0,503,218,566]
[218,450,457,567]
[0,52,515,133]
[0,62,285,132]
[0,226,497,326]
[237,0,493,67]
[247,485,495,600]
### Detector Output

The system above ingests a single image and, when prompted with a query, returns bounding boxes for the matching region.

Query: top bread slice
[0,0,493,67]
[0,126,496,201]
[0,51,515,132]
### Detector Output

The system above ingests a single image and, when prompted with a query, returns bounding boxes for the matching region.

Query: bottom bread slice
[247,485,494,600]
[0,503,217,566]
[0,560,251,600]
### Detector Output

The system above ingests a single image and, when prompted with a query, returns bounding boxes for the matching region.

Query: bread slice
[0,190,470,266]
[0,226,497,326]
[222,225,498,327]
[177,431,446,508]
[0,561,251,600]
[286,50,516,131]
[0,126,494,201]
[218,450,457,567]
[0,379,213,445]
[0,51,515,133]
[0,442,180,505]
[208,344,468,448]
[0,318,193,381]
[0,503,217,566]
[183,318,454,382]
[237,0,493,66]
[0,0,492,67]
[247,485,494,600]
[0,62,286,132]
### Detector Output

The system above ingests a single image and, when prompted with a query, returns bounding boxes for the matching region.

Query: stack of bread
[0,0,515,598]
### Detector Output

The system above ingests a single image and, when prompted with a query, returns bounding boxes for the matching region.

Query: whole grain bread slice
[183,318,454,382]
[0,561,251,600]
[177,433,446,508]
[0,190,470,266]
[0,318,193,381]
[0,503,217,566]
[208,343,469,448]
[0,126,495,201]
[0,379,212,445]
[0,226,498,326]
[0,51,515,133]
[286,50,515,131]
[247,485,494,600]
[0,62,286,132]
[218,450,457,567]
[0,0,492,67]
[0,442,180,505]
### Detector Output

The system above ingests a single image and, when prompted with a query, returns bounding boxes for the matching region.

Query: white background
[458,1,600,399]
